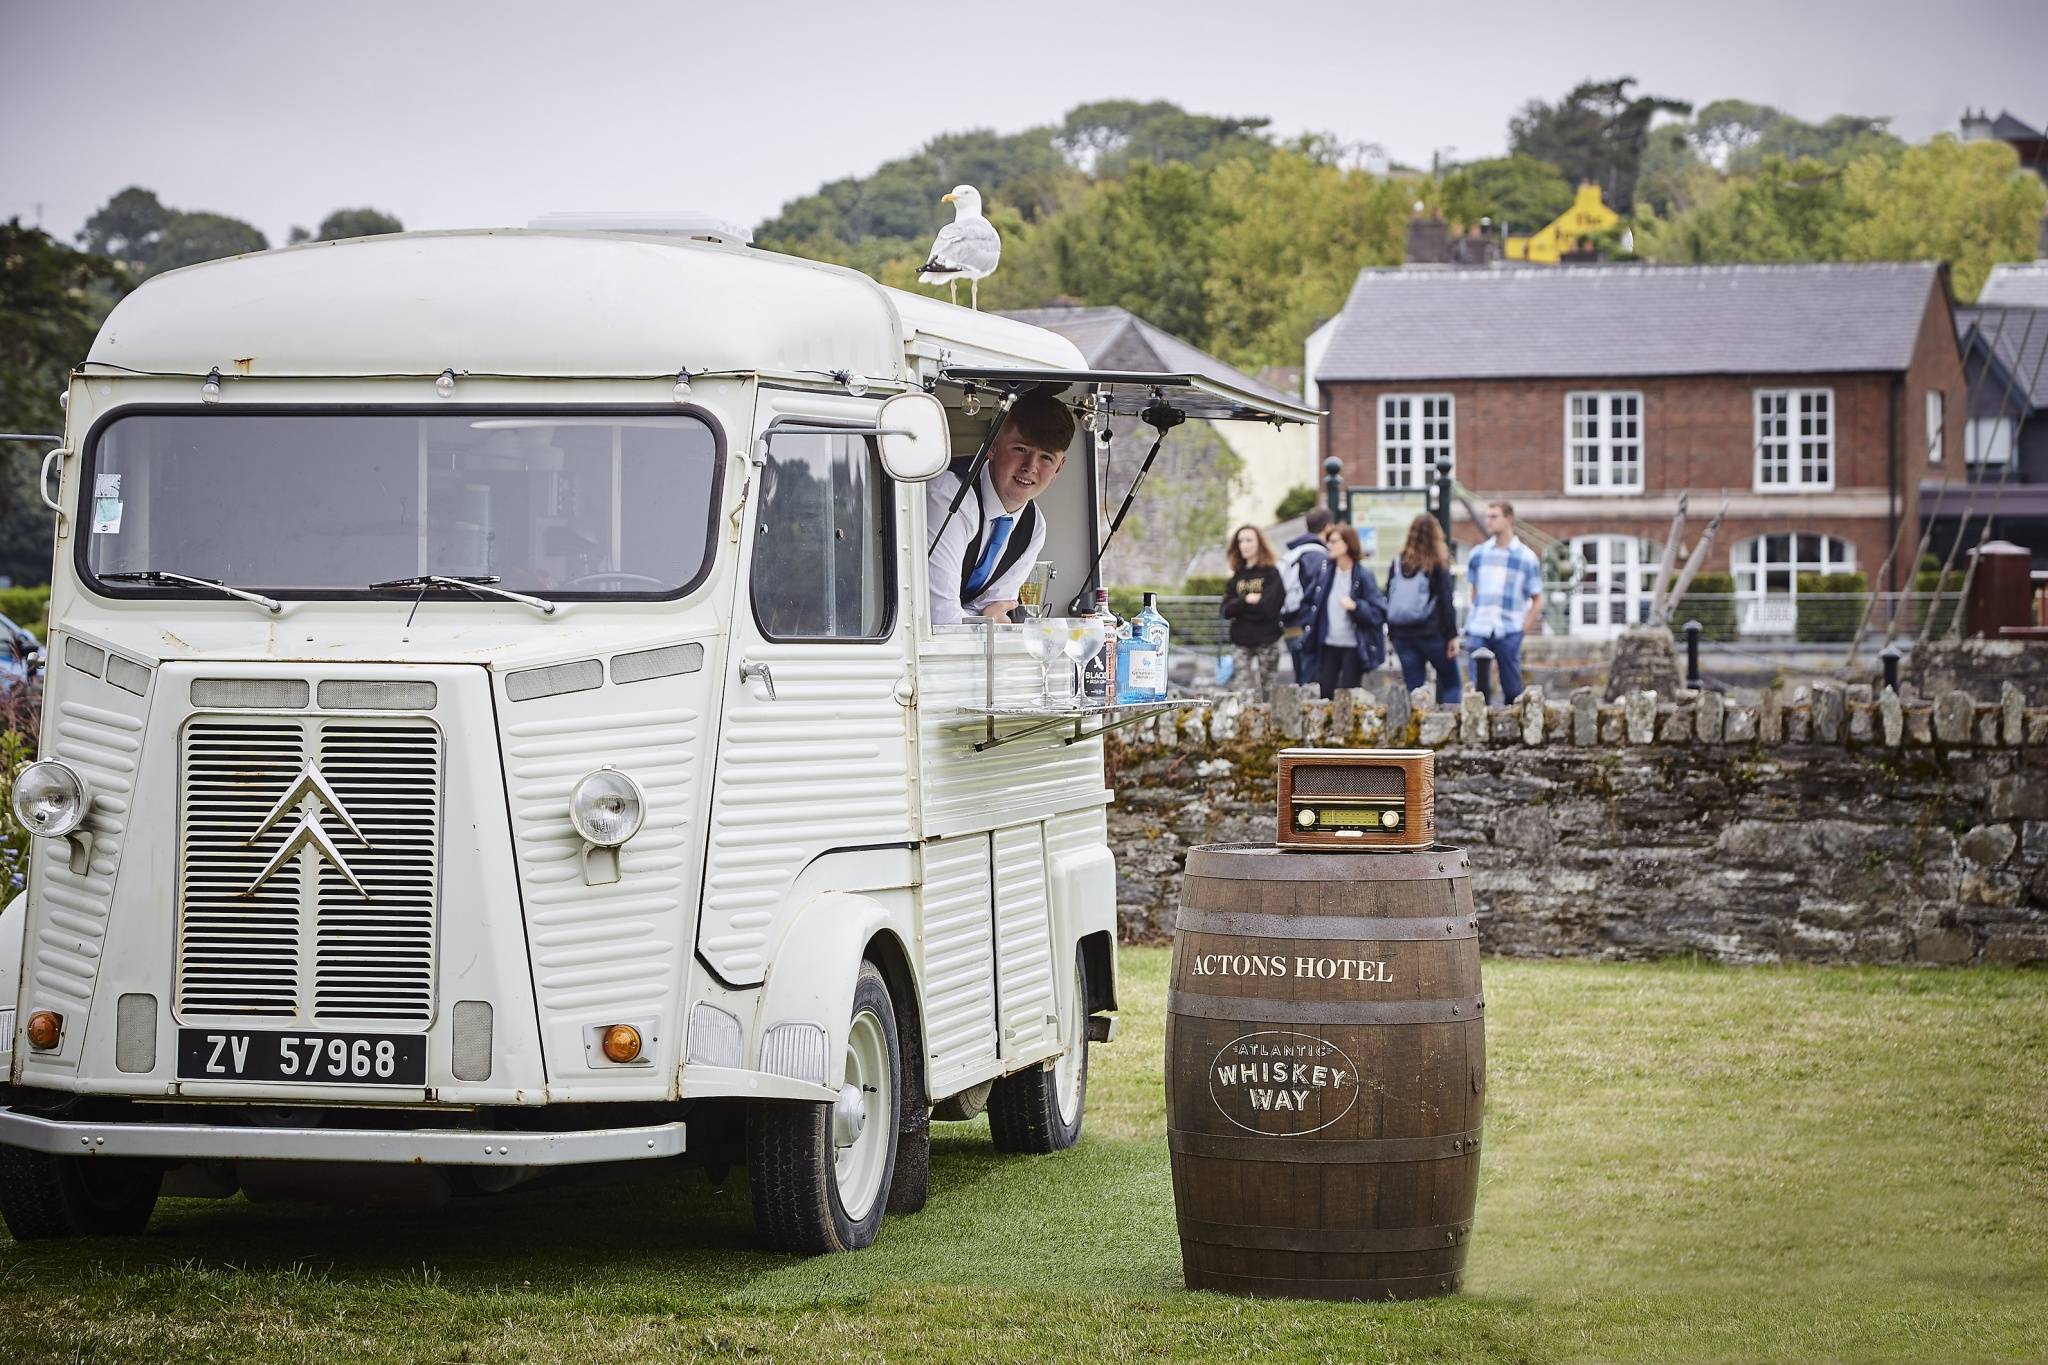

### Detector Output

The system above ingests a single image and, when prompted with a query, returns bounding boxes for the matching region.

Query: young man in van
[926,392,1076,625]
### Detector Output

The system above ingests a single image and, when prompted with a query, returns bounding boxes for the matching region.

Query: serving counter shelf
[954,698,1208,752]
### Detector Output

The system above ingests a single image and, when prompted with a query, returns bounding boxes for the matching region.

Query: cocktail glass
[1058,618,1108,708]
[1017,618,1058,706]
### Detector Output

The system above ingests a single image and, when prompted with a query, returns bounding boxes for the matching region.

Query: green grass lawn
[3,952,2044,1363]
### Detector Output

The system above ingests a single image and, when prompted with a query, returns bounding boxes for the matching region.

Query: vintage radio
[1275,748,1435,850]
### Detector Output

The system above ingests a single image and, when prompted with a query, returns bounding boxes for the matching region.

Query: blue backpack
[1386,562,1434,627]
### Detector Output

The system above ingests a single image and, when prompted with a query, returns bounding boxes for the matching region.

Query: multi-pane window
[1925,391,1944,464]
[1568,535,1660,636]
[751,428,892,639]
[1564,392,1642,492]
[1378,394,1454,487]
[1755,389,1834,490]
[1732,533,1855,635]
[1967,416,2015,466]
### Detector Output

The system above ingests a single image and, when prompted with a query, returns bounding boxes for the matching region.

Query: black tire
[0,1145,161,1240]
[748,962,901,1253]
[988,957,1089,1155]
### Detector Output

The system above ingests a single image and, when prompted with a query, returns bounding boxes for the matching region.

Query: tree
[1635,156,1855,264]
[142,212,269,279]
[1841,136,2048,301]
[1055,101,1272,177]
[1442,155,1578,232]
[77,186,169,264]
[1204,150,1408,370]
[1689,99,1901,173]
[0,223,128,585]
[1044,163,1221,343]
[316,207,403,240]
[1508,78,1692,213]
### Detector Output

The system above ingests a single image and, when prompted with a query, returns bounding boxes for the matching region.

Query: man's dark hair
[1004,391,1078,453]
[1304,506,1334,534]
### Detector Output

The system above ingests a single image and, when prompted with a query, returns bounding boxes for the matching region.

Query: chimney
[1406,213,1450,265]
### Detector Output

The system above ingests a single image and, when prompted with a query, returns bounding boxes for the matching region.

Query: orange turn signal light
[600,1024,642,1064]
[25,1010,63,1050]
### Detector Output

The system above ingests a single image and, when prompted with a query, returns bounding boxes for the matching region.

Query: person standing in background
[1385,513,1461,703]
[1278,507,1332,681]
[1221,524,1285,694]
[1462,500,1543,703]
[1297,522,1387,697]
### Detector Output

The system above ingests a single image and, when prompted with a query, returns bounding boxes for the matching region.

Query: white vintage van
[0,221,1308,1252]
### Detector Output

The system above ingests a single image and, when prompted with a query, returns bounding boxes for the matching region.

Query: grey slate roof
[999,304,1302,408]
[1315,262,1945,383]
[1958,305,2048,412]
[1981,262,2048,309]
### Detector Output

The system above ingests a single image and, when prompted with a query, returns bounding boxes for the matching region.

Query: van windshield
[82,410,722,599]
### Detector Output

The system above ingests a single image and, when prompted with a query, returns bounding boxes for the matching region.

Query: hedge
[1795,571,1870,642]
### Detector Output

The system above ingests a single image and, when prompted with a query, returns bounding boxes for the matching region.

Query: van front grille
[177,716,441,1024]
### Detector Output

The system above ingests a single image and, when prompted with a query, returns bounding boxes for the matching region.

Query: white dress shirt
[926,464,1048,626]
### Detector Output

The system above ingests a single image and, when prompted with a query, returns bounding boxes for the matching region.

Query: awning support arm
[927,391,1015,555]
[1075,402,1185,606]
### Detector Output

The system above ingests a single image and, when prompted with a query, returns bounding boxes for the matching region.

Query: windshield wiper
[368,574,556,615]
[102,570,282,614]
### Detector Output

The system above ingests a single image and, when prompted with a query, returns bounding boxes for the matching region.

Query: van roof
[86,228,1082,382]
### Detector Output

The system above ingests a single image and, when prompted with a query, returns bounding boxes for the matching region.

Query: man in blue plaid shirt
[1463,501,1544,703]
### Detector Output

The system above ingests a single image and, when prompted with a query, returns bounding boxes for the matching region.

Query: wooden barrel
[1166,843,1483,1301]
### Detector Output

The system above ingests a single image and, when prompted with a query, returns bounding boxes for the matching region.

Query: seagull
[918,185,1001,310]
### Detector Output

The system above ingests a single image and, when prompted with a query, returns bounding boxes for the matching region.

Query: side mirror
[875,392,952,483]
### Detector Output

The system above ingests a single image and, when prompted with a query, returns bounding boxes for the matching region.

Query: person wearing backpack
[1278,507,1332,680]
[1385,513,1462,703]
[1297,523,1387,698]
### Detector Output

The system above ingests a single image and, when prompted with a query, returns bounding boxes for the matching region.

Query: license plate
[176,1028,426,1086]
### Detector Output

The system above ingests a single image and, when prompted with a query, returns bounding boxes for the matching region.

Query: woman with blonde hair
[1220,524,1285,693]
[1384,513,1461,702]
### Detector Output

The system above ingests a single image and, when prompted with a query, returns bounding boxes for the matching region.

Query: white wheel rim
[833,1007,890,1220]
[1053,968,1085,1125]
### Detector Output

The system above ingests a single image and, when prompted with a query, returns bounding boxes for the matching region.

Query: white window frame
[1925,390,1944,465]
[1563,391,1644,495]
[1567,535,1660,639]
[1754,388,1835,492]
[1377,394,1454,488]
[1731,533,1856,636]
[1966,416,2015,467]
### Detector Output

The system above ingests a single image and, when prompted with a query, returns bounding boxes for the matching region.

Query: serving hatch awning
[937,366,1319,426]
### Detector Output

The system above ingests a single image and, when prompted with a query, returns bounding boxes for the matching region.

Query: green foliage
[1274,485,1317,521]
[1181,574,1228,596]
[1507,77,1692,212]
[0,585,50,638]
[1440,155,1578,232]
[1689,99,1903,174]
[76,186,169,264]
[1055,101,1273,178]
[1046,163,1220,342]
[1796,570,1870,642]
[0,223,128,587]
[0,723,34,892]
[1913,554,1964,636]
[317,208,404,241]
[142,211,269,280]
[1203,151,1408,370]
[1639,138,2047,302]
[1675,570,1737,641]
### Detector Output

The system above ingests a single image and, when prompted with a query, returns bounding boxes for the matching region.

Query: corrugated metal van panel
[917,833,996,1096]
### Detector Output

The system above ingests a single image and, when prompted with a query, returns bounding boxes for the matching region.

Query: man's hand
[1523,597,1543,635]
[979,600,1017,621]
[1447,637,1460,658]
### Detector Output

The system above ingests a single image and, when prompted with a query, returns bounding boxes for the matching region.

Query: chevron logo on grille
[239,766,373,898]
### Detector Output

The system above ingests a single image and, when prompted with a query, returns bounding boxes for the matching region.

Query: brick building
[1313,263,1965,638]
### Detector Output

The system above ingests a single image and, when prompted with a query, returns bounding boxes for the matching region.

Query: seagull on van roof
[918,185,1001,311]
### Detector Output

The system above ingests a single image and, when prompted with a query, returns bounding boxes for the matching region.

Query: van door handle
[739,658,777,700]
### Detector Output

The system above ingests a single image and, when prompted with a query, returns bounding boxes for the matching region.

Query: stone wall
[1108,679,2048,966]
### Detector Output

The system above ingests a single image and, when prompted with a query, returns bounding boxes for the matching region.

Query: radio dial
[1380,810,1400,829]
[1296,809,1317,828]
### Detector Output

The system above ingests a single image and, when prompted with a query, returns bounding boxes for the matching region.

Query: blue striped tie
[965,515,1014,598]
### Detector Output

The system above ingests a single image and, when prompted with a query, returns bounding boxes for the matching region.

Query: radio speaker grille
[1291,764,1405,798]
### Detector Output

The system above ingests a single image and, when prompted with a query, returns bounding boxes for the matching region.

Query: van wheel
[989,956,1088,1154]
[0,1145,162,1239]
[748,961,900,1253]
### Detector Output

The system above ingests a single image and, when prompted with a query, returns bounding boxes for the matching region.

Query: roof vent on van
[526,211,753,246]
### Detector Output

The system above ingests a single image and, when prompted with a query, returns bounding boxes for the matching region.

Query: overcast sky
[3,0,2043,248]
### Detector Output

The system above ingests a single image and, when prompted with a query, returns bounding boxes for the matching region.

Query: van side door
[695,394,917,988]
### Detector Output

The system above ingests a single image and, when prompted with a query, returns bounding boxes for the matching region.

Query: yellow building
[1505,183,1620,264]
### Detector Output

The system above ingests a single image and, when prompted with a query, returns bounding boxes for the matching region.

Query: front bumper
[0,1105,685,1167]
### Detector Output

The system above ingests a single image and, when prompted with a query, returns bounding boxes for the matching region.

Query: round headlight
[13,760,90,838]
[570,767,644,847]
